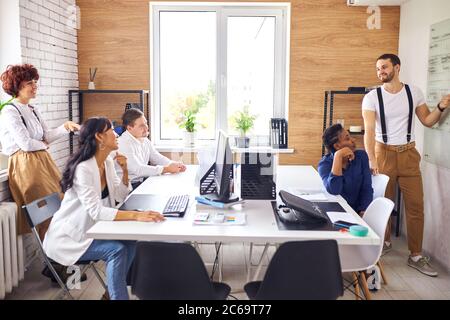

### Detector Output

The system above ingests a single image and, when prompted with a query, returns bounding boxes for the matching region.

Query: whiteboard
[423,18,450,169]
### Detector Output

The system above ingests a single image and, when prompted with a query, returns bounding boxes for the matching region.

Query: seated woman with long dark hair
[43,117,165,300]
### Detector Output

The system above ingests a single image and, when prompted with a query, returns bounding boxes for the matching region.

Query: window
[150,2,290,146]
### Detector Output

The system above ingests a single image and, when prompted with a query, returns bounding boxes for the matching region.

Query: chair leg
[90,262,107,290]
[253,243,270,281]
[352,272,361,300]
[358,272,372,300]
[43,256,74,300]
[377,261,388,285]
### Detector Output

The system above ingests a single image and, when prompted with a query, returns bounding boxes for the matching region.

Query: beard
[379,70,395,83]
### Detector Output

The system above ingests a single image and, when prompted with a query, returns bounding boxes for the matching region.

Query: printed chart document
[193,212,246,226]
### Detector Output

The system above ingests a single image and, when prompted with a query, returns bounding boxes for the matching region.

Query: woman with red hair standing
[0,64,80,240]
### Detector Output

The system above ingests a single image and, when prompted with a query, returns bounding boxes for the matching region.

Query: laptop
[119,194,189,217]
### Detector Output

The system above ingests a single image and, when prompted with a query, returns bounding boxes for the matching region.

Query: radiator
[0,202,24,299]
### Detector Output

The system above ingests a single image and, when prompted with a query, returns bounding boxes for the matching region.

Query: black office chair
[22,192,107,300]
[129,241,231,300]
[244,240,343,300]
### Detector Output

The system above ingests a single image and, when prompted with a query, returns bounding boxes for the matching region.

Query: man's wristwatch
[437,103,445,112]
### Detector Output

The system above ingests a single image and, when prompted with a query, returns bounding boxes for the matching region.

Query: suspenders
[8,103,41,129]
[376,84,413,144]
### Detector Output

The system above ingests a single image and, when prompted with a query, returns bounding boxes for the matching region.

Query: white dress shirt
[43,156,132,266]
[117,130,171,183]
[0,100,68,156]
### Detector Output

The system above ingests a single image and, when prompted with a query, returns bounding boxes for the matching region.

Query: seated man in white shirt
[117,108,186,189]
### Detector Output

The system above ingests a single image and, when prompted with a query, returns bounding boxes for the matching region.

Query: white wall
[399,0,450,269]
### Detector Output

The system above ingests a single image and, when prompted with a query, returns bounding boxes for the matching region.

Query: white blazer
[43,155,132,266]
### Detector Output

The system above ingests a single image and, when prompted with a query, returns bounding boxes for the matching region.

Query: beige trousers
[375,142,424,254]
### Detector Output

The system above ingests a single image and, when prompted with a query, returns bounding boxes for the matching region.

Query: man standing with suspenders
[362,53,450,277]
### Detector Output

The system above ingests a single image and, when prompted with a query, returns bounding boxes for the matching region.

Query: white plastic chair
[372,174,389,199]
[339,197,394,300]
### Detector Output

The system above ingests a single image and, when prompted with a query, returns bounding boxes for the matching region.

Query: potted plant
[179,109,197,147]
[231,106,257,148]
[0,96,14,113]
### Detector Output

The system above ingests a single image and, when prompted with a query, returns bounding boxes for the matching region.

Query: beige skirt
[8,150,63,237]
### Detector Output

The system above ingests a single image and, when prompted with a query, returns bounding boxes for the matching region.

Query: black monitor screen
[214,130,232,200]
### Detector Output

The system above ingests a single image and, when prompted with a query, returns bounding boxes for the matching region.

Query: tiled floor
[5,236,450,300]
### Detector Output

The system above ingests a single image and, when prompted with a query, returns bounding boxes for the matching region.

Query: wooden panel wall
[76,0,400,167]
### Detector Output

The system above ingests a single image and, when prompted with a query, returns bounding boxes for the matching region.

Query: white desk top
[87,165,380,246]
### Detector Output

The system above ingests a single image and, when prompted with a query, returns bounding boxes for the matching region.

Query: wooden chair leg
[359,271,372,300]
[352,272,361,300]
[377,261,388,285]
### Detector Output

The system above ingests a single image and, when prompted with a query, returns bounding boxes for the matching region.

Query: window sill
[154,145,294,154]
[0,169,8,183]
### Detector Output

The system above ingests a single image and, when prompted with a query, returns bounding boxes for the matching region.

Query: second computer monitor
[207,130,237,203]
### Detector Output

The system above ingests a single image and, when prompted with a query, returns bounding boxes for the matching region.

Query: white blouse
[0,100,68,156]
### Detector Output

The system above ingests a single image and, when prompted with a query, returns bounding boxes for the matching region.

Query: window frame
[150,2,291,146]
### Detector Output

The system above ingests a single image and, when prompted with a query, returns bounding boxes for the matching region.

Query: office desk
[87,165,380,246]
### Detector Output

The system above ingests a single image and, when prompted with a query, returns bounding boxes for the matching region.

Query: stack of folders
[270,118,288,149]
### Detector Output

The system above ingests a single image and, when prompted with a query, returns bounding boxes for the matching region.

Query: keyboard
[162,195,190,217]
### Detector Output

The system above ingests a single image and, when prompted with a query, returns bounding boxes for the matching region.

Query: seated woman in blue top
[318,124,373,216]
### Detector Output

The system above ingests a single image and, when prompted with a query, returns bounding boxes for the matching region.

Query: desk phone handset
[278,190,328,223]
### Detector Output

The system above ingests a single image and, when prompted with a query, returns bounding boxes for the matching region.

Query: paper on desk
[326,211,359,224]
[288,188,328,201]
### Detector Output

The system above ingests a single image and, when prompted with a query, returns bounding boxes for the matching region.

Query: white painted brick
[32,0,43,5]
[52,78,62,86]
[62,79,77,87]
[20,17,27,27]
[47,104,59,112]
[54,21,66,33]
[45,52,55,61]
[23,2,38,13]
[39,24,51,35]
[39,95,53,103]
[41,77,53,86]
[30,48,46,59]
[27,38,40,49]
[57,104,68,111]
[26,19,39,31]
[23,58,40,67]
[49,11,60,23]
[48,0,60,6]
[39,42,54,53]
[21,8,32,19]
[63,41,76,50]
[41,60,53,69]
[38,6,50,18]
[21,37,27,47]
[25,29,44,41]
[52,111,67,119]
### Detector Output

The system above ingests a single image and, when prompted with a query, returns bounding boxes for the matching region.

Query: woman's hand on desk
[135,210,166,222]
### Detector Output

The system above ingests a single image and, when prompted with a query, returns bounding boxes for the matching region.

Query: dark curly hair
[322,124,344,154]
[0,64,39,97]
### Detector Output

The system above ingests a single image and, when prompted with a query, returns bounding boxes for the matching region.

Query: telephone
[277,190,328,223]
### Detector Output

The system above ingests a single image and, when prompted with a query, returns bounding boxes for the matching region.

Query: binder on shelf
[270,118,288,149]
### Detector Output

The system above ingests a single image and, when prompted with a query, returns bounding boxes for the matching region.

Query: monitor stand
[204,193,239,204]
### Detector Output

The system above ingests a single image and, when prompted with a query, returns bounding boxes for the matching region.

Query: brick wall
[19,0,79,169]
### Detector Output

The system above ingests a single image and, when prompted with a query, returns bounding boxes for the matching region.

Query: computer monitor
[205,130,238,203]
